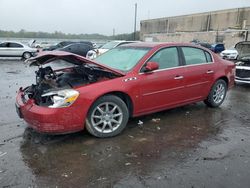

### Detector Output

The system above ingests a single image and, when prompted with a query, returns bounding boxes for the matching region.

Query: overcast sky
[0,0,250,35]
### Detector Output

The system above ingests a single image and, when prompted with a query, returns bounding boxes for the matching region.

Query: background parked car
[43,41,93,51]
[191,40,212,51]
[211,43,225,53]
[235,41,250,84]
[198,42,212,50]
[0,41,38,59]
[57,43,95,57]
[34,41,53,49]
[220,47,238,60]
[86,40,139,59]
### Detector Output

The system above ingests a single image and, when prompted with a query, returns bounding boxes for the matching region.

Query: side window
[182,47,208,65]
[205,51,212,62]
[148,47,179,69]
[0,43,7,47]
[9,43,23,48]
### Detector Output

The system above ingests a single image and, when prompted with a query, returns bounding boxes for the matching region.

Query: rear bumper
[16,89,86,134]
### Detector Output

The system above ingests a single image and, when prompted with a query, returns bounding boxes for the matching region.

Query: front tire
[85,95,129,138]
[204,79,227,107]
[22,52,31,59]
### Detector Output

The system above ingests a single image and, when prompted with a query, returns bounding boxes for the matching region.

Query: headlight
[42,89,79,108]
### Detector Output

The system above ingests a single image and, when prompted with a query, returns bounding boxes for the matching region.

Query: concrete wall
[140,7,250,47]
[142,30,247,48]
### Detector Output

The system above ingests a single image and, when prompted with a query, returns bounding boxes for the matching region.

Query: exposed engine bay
[23,64,117,106]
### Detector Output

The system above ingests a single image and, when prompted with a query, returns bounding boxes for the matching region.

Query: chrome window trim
[139,61,214,75]
[138,45,214,75]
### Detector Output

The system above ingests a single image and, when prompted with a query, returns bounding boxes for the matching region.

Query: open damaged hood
[235,41,250,60]
[27,51,126,76]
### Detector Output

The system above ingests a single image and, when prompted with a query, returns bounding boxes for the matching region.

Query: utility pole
[134,3,137,40]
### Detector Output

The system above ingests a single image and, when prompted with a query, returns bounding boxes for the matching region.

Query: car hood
[98,49,109,54]
[27,51,126,76]
[28,39,36,47]
[235,41,250,60]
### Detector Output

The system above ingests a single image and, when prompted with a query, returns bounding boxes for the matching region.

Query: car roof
[0,41,24,44]
[120,42,207,49]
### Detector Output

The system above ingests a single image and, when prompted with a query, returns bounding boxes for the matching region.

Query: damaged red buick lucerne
[16,42,235,137]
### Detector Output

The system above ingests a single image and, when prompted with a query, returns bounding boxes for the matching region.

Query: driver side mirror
[143,61,159,72]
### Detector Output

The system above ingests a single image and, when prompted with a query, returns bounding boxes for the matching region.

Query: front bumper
[235,66,250,84]
[235,77,250,84]
[16,89,86,134]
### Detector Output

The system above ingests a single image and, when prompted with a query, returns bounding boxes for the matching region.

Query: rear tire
[85,95,129,138]
[204,79,227,107]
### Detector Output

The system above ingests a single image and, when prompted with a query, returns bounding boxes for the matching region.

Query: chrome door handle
[174,75,184,80]
[206,70,214,74]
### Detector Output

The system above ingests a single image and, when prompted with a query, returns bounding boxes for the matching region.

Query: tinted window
[148,47,179,69]
[182,47,207,65]
[9,43,23,48]
[0,43,7,47]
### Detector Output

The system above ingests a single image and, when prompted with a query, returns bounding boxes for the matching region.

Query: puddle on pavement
[18,103,225,187]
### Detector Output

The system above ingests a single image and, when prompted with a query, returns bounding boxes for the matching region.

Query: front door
[138,47,186,114]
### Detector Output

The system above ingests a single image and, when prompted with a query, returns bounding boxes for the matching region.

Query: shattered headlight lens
[42,89,79,108]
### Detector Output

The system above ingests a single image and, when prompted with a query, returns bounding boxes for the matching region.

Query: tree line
[0,29,140,41]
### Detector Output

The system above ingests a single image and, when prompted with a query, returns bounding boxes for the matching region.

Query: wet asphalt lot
[0,59,250,188]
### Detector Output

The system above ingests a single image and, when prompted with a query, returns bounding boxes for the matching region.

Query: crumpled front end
[235,61,250,84]
[16,88,87,134]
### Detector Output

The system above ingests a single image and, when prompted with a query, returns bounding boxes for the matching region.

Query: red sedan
[16,42,235,137]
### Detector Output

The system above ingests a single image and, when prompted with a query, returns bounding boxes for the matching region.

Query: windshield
[95,47,150,72]
[101,41,123,49]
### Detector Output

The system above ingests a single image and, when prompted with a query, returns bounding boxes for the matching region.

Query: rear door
[180,47,215,101]
[138,47,187,113]
[0,42,9,56]
[8,42,24,56]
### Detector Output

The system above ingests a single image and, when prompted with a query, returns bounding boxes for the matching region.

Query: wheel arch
[216,76,229,88]
[93,91,134,117]
[22,51,31,58]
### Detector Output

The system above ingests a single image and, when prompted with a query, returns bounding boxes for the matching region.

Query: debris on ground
[152,118,161,123]
[61,173,68,178]
[137,138,147,142]
[125,152,138,158]
[0,151,7,157]
[97,177,107,181]
[138,120,143,126]
[125,162,131,166]
[128,135,134,139]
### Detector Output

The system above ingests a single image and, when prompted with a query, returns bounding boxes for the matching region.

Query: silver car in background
[0,41,38,59]
[86,40,139,59]
[235,41,250,84]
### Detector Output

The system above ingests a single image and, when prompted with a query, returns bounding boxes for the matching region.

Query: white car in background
[0,41,38,59]
[86,40,139,59]
[220,47,238,60]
